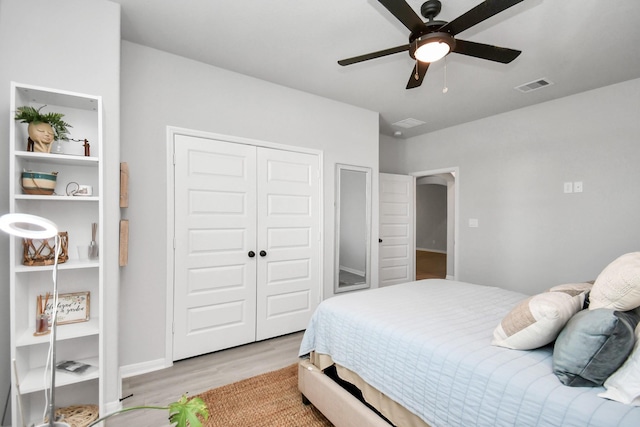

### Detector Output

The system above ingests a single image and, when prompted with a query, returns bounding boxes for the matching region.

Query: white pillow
[492,283,592,350]
[590,252,640,311]
[599,323,640,406]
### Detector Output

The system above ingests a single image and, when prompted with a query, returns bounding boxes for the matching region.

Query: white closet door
[255,147,320,340]
[173,135,257,360]
[379,173,415,287]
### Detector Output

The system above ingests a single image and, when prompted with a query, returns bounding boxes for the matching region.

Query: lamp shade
[0,213,59,239]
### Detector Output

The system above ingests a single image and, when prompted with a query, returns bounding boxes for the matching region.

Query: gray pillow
[552,308,640,387]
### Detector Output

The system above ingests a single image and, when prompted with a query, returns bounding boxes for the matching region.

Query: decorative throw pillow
[599,323,640,405]
[553,308,640,387]
[492,283,592,350]
[590,252,640,311]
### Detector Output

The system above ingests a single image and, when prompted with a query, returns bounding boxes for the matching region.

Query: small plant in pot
[14,105,72,153]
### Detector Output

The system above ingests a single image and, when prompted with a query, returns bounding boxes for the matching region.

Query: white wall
[119,41,379,369]
[0,0,121,421]
[381,78,640,295]
[416,184,447,252]
[379,134,406,174]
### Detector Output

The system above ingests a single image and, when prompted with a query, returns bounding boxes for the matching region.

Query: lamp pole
[0,214,70,427]
[45,234,61,427]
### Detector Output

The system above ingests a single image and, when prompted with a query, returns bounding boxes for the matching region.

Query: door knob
[379,238,383,243]
[259,250,267,257]
[248,251,256,258]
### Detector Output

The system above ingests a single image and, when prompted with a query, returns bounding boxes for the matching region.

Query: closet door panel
[173,135,257,360]
[255,148,320,340]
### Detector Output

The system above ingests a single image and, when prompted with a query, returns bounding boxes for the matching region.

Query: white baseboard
[120,358,170,379]
[339,265,365,276]
[446,275,455,280]
[104,399,122,415]
[416,248,447,254]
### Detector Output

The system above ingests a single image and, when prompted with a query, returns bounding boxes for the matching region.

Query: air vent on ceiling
[515,78,554,93]
[392,118,426,129]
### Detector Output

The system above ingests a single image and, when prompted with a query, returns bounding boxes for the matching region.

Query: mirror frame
[334,163,372,293]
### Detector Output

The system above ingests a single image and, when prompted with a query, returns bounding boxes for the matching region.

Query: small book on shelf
[56,360,92,374]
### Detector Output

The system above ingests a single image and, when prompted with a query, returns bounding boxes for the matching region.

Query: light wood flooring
[110,254,444,426]
[111,331,305,426]
[416,250,447,280]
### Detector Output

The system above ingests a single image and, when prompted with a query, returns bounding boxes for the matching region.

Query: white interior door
[379,173,415,287]
[255,148,320,340]
[173,135,257,360]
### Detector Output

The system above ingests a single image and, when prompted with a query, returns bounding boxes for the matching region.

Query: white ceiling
[112,0,640,139]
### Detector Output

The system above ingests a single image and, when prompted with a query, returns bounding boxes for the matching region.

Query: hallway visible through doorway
[416,250,446,280]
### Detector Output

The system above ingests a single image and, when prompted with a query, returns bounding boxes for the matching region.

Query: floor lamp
[0,213,70,427]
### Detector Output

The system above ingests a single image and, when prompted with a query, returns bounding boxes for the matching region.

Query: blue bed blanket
[299,280,640,427]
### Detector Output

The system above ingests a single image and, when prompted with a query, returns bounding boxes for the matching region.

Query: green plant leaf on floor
[86,394,208,427]
[169,395,209,427]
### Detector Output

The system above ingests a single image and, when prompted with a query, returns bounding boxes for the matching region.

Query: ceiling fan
[338,0,525,89]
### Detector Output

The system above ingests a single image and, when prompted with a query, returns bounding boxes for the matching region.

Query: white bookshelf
[8,82,105,426]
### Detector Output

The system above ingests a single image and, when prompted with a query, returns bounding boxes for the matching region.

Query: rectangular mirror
[335,164,372,293]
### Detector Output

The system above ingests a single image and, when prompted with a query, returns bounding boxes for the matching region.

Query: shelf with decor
[15,260,100,273]
[19,356,100,394]
[16,318,100,347]
[7,81,104,426]
[15,195,100,202]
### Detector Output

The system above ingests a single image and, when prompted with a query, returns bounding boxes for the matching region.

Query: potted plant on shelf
[14,105,72,153]
[86,394,209,427]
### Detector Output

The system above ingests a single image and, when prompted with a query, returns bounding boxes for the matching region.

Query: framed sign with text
[41,291,90,325]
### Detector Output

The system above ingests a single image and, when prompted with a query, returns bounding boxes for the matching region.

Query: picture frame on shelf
[42,291,90,325]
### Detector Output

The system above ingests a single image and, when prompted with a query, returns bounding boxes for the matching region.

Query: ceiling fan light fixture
[412,32,455,63]
[416,42,449,62]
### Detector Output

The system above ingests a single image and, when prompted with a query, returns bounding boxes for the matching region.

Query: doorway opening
[412,168,458,280]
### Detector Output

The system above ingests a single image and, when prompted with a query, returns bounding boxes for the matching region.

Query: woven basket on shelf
[22,231,68,266]
[47,404,99,427]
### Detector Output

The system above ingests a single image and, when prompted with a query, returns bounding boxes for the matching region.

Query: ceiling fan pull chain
[414,60,419,80]
[442,57,449,93]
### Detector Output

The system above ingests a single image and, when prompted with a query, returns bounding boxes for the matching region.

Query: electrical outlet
[574,181,583,193]
[469,218,479,228]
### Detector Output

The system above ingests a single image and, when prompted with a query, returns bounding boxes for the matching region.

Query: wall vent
[392,118,426,129]
[515,78,554,93]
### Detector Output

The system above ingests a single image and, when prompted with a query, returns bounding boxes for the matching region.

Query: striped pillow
[492,282,592,350]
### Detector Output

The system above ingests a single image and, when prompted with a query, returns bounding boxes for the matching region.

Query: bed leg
[301,393,311,405]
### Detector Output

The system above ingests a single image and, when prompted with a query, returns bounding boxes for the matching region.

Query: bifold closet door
[255,147,320,341]
[173,135,258,360]
[173,135,321,360]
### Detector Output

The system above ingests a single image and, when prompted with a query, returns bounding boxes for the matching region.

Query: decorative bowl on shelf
[21,170,58,195]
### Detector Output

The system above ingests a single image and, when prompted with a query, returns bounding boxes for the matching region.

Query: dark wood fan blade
[406,61,430,89]
[453,39,521,63]
[338,44,410,66]
[378,0,425,33]
[440,0,525,36]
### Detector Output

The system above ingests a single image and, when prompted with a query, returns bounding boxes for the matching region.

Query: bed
[298,279,640,427]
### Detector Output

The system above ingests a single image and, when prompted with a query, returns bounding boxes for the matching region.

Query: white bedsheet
[299,280,640,427]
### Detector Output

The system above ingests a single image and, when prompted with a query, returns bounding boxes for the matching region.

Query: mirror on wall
[334,164,372,293]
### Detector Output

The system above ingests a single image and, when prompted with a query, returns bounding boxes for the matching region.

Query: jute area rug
[196,364,333,427]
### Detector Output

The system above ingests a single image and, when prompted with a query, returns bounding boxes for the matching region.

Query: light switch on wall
[469,218,479,228]
[564,182,573,193]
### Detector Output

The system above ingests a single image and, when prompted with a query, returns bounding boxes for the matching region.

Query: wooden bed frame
[298,359,392,427]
